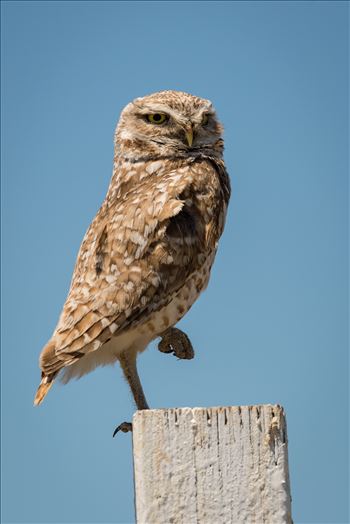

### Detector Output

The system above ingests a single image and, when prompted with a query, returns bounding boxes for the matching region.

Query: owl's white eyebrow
[192,108,215,121]
[133,102,215,125]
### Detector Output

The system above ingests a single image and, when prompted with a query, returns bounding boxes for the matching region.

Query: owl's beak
[185,127,194,147]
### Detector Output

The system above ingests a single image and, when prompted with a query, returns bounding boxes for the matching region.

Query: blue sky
[1,1,348,523]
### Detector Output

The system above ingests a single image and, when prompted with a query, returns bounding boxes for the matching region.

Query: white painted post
[132,405,292,524]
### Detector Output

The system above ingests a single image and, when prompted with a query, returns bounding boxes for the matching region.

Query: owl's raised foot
[158,327,194,360]
[112,421,132,437]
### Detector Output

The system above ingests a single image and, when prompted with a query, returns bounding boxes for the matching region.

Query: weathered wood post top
[133,404,292,524]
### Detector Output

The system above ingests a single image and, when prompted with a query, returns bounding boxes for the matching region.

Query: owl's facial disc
[138,107,218,149]
[116,91,224,159]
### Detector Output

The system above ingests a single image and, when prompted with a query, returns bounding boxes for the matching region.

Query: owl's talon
[158,327,194,360]
[113,421,132,437]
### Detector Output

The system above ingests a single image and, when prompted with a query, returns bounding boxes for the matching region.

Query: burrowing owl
[34,90,230,433]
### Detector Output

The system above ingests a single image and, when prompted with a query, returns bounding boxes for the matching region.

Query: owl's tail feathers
[34,339,60,406]
[34,374,55,406]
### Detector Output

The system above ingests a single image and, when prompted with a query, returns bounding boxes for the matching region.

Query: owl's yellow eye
[201,113,209,125]
[147,113,168,124]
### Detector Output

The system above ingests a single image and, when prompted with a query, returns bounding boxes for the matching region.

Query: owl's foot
[112,421,132,437]
[158,327,194,360]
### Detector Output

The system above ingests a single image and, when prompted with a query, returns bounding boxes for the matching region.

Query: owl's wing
[40,168,207,375]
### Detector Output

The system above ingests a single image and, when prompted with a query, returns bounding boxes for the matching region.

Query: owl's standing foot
[158,327,194,360]
[114,350,149,438]
[113,421,132,437]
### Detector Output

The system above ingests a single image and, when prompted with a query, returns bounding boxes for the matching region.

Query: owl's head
[115,91,224,160]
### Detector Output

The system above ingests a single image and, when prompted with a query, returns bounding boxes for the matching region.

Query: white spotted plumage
[34,90,230,409]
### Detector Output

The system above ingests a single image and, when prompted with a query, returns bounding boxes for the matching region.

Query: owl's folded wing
[39,171,205,375]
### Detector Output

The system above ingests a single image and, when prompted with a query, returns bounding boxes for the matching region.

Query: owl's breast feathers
[38,157,230,378]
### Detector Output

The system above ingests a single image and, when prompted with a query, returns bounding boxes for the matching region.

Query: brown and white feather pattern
[35,90,230,404]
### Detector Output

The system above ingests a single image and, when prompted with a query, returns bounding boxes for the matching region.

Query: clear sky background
[1,1,348,523]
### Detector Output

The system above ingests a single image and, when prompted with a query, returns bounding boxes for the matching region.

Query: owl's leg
[158,327,195,360]
[113,349,149,437]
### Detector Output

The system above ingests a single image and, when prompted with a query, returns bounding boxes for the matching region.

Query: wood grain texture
[133,405,292,524]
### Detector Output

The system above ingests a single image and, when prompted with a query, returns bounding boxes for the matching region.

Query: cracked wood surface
[132,405,292,524]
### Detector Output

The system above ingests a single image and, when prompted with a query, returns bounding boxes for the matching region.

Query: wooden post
[132,405,292,524]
